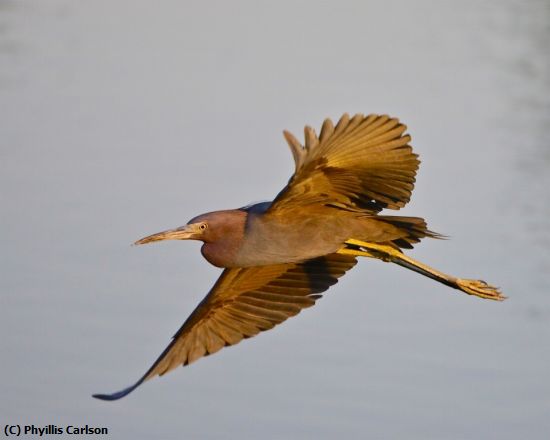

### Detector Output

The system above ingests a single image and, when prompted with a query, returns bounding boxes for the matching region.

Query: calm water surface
[1,1,549,439]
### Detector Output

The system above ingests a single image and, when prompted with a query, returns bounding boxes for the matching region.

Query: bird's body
[239,207,352,265]
[198,204,434,267]
[94,113,504,401]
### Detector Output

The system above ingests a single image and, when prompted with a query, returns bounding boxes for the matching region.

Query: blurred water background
[1,0,549,438]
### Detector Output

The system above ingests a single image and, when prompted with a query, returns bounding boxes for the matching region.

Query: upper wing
[268,113,419,214]
[93,253,357,400]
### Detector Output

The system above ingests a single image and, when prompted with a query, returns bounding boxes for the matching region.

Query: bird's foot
[455,279,506,301]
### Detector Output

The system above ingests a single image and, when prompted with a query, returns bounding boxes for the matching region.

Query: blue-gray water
[1,1,549,438]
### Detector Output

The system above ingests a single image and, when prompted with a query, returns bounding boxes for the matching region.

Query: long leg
[338,239,505,301]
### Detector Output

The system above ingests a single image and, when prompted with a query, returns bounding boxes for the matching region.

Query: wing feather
[270,113,419,213]
[93,253,357,400]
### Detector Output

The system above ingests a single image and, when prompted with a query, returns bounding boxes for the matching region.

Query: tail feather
[375,215,445,249]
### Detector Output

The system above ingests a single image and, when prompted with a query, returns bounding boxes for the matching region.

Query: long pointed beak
[134,224,200,245]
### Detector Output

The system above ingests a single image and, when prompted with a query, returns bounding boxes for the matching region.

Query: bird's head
[134,209,247,246]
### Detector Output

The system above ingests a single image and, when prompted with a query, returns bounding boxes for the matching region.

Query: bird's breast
[200,240,241,268]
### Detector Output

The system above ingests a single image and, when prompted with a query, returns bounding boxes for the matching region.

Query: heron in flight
[94,113,504,401]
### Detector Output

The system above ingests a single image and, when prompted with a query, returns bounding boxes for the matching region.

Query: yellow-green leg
[338,239,505,301]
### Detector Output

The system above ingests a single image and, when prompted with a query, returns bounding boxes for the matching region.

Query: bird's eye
[199,223,208,231]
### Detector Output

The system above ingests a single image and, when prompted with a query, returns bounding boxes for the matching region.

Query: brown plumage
[93,113,504,401]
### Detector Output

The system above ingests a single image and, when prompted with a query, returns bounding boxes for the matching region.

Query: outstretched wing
[93,253,357,400]
[269,113,419,214]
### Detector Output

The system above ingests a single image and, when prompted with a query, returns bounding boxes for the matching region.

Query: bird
[93,113,504,401]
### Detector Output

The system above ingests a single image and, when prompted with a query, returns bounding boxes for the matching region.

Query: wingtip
[92,392,121,402]
[283,129,305,171]
[92,382,141,401]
